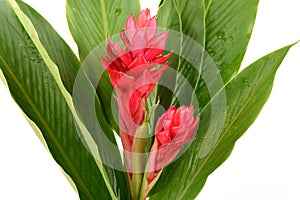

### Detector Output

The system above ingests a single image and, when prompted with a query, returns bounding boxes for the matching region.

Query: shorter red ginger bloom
[147,106,200,182]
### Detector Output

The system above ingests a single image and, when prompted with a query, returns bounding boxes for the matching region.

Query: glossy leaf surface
[0,1,115,199]
[150,43,293,199]
[149,0,292,198]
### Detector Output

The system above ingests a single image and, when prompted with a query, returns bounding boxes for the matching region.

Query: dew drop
[115,8,122,16]
[207,48,216,57]
[210,51,216,57]
[216,30,225,39]
[29,57,36,61]
[242,77,251,87]
[229,36,233,41]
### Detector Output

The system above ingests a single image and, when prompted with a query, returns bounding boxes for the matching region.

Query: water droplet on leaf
[115,8,122,16]
[242,77,251,87]
[217,30,225,39]
[207,48,216,57]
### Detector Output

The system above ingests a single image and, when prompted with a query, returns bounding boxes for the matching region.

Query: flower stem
[130,123,148,200]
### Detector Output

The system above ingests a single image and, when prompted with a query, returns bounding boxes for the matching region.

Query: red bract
[101,8,171,94]
[147,106,200,182]
[101,9,172,151]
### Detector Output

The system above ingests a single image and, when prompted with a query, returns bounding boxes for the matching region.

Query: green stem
[138,163,149,200]
[130,123,148,200]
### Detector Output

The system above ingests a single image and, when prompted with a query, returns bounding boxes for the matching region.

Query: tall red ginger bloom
[147,106,200,183]
[101,9,172,152]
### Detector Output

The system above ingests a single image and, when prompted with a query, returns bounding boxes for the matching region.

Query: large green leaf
[19,1,130,199]
[196,0,259,115]
[156,0,258,109]
[72,58,131,200]
[150,44,293,199]
[16,2,79,94]
[66,0,141,134]
[204,0,259,83]
[0,1,121,199]
[149,0,261,198]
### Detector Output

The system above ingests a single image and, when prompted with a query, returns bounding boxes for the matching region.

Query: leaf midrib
[191,0,212,106]
[99,0,110,37]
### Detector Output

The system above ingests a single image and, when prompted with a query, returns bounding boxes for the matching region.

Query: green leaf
[72,60,131,200]
[66,0,141,134]
[204,0,259,83]
[156,0,258,109]
[66,0,140,60]
[154,0,205,108]
[0,1,117,199]
[149,0,262,198]
[150,44,294,199]
[18,1,130,199]
[16,1,79,94]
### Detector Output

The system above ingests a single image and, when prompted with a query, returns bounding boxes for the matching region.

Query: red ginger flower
[147,106,200,182]
[101,8,171,93]
[101,9,172,151]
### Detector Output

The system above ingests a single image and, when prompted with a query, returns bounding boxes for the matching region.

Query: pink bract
[147,106,200,182]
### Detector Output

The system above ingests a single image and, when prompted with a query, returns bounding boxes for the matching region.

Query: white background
[0,0,300,199]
